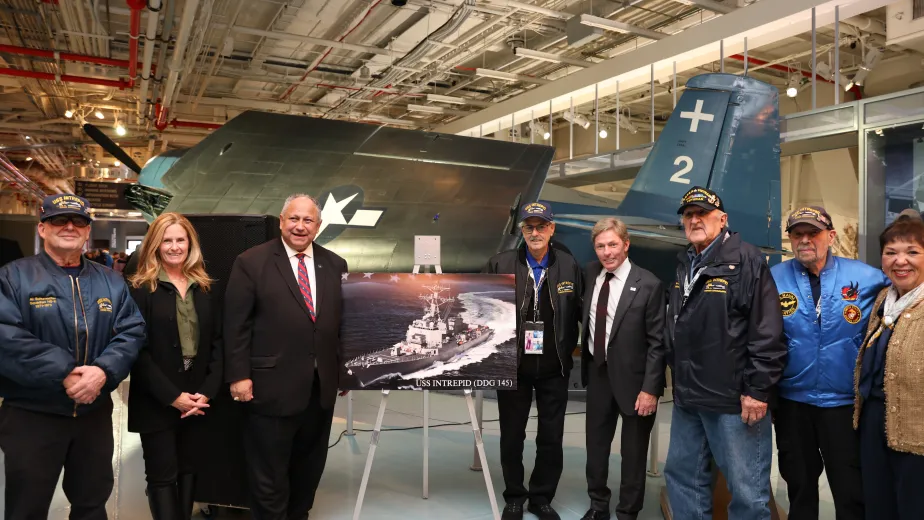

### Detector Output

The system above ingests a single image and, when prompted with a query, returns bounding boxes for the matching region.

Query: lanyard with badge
[524,267,546,355]
[679,231,730,313]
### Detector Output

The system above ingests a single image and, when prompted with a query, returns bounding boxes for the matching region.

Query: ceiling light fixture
[475,68,549,84]
[579,14,666,41]
[95,110,104,119]
[513,48,592,68]
[426,94,466,105]
[562,111,591,129]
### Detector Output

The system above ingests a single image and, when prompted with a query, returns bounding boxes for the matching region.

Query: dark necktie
[594,272,615,367]
[295,253,316,321]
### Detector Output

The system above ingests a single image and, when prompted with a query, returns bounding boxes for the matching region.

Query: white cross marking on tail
[679,99,714,133]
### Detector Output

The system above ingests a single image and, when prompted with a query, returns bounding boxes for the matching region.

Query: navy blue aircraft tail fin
[611,73,782,254]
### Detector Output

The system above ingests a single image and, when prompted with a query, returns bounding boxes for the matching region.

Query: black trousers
[859,397,924,520]
[243,375,334,520]
[496,371,569,506]
[0,399,114,520]
[585,362,655,519]
[139,421,197,487]
[774,397,864,520]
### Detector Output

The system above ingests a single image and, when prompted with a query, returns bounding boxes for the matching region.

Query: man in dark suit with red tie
[580,217,667,520]
[224,194,348,520]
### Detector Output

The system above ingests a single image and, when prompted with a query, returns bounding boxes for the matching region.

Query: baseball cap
[786,206,833,232]
[40,194,93,223]
[519,201,554,223]
[677,186,724,214]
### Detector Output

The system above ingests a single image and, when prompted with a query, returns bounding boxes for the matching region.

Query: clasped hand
[172,392,210,419]
[62,366,107,405]
[740,395,768,426]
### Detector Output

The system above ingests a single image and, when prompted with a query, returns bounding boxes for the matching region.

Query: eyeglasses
[46,215,90,228]
[522,223,550,233]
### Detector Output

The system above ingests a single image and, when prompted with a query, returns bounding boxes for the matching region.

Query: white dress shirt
[281,239,317,307]
[587,259,632,358]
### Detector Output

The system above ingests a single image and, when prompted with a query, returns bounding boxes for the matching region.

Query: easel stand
[351,240,501,520]
[350,388,501,519]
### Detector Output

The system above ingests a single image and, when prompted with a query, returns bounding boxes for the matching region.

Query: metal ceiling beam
[436,0,890,135]
[677,0,736,15]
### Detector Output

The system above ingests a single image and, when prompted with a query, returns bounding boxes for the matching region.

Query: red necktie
[295,253,316,321]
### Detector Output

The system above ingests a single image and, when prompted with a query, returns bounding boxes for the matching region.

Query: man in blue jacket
[771,206,888,520]
[0,194,145,520]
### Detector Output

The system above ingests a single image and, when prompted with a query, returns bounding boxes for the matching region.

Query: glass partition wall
[860,86,924,266]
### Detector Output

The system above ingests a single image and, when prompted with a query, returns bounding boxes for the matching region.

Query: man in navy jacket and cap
[483,202,583,520]
[0,194,145,520]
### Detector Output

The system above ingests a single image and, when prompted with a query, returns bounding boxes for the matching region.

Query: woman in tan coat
[854,214,924,518]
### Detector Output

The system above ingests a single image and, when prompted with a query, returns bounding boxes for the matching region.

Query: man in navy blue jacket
[0,194,145,520]
[771,206,888,520]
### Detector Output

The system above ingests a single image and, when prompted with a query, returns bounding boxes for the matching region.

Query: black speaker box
[181,214,280,510]
[184,214,281,298]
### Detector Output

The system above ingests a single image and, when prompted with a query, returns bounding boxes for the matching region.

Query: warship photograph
[340,273,517,390]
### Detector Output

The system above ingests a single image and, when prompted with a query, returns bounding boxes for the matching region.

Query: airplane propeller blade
[81,123,142,174]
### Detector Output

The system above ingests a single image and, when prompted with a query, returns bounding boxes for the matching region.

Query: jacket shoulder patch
[841,281,859,301]
[779,292,798,317]
[557,281,574,294]
[704,278,728,294]
[97,297,113,313]
[843,304,862,324]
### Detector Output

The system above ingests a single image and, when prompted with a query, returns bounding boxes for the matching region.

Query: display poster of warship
[339,273,518,390]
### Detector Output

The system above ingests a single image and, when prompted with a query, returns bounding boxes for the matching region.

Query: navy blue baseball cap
[40,194,93,223]
[519,201,553,223]
[677,186,724,214]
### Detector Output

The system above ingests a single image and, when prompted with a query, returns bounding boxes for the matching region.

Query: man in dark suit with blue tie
[224,194,348,519]
[580,217,667,520]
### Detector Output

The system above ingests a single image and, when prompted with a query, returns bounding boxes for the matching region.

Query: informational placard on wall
[74,180,133,210]
[339,273,518,390]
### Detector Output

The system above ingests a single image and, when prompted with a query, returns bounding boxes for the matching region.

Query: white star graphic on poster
[341,272,350,281]
[390,275,400,283]
[363,273,374,278]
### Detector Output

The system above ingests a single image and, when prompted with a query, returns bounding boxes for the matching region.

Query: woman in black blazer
[127,212,222,520]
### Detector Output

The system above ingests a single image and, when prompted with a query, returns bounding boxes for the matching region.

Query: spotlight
[64,110,74,118]
[786,76,800,98]
[95,110,104,119]
[114,160,121,167]
[115,123,127,136]
[599,127,608,139]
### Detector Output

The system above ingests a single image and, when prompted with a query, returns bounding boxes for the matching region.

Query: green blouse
[158,270,199,358]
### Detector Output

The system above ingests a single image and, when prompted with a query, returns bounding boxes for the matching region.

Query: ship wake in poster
[339,273,517,390]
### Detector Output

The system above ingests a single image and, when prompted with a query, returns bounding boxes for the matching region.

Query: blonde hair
[128,212,213,293]
[591,217,630,244]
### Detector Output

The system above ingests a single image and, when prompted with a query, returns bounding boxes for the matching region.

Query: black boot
[147,484,182,520]
[177,474,196,520]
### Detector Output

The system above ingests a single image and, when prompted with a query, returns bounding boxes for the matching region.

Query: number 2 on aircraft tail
[671,156,693,184]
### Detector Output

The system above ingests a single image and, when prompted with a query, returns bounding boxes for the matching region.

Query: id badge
[524,321,544,354]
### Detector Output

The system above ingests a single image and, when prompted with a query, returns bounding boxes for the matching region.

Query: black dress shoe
[527,503,561,520]
[581,509,610,520]
[502,503,524,520]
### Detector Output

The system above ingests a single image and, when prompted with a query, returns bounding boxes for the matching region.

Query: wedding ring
[233,396,240,401]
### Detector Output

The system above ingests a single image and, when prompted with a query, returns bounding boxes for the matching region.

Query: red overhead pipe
[728,54,862,99]
[0,67,131,89]
[153,102,168,131]
[0,44,132,69]
[127,0,146,88]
